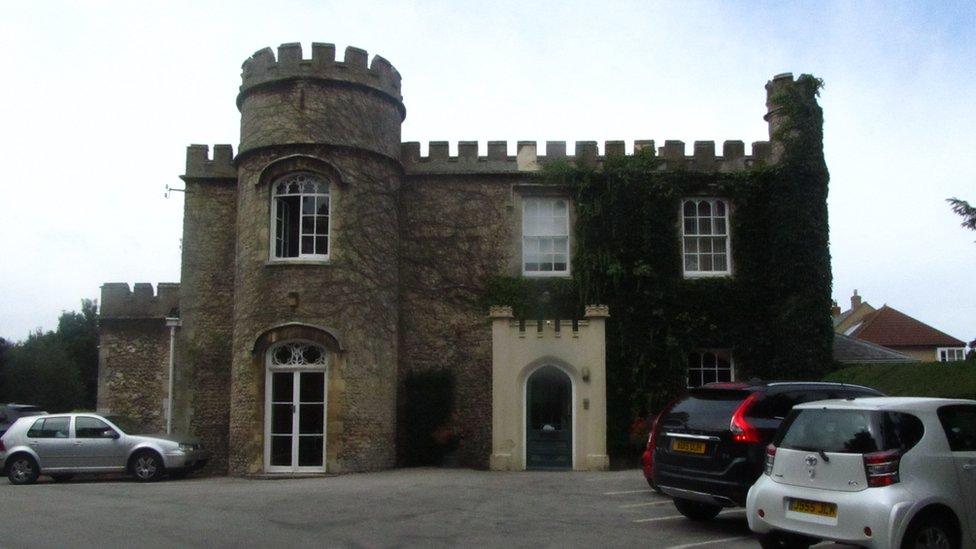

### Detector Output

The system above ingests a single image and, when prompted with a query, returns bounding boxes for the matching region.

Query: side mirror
[103,429,120,439]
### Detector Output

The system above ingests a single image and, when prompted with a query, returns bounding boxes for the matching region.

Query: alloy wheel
[915,526,951,549]
[10,460,33,483]
[135,456,158,479]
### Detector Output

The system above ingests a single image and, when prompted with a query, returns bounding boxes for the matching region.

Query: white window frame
[521,196,571,277]
[938,347,966,362]
[681,197,731,278]
[686,350,735,388]
[263,340,329,473]
[270,172,331,262]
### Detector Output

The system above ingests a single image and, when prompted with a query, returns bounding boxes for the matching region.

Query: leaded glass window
[272,172,330,260]
[681,198,730,276]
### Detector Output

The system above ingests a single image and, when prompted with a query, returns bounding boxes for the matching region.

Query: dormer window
[272,172,330,260]
[681,198,731,277]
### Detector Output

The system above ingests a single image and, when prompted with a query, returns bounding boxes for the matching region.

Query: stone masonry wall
[229,145,400,474]
[177,153,237,474]
[97,320,169,432]
[398,173,526,467]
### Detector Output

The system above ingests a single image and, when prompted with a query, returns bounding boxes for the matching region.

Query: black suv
[650,381,883,520]
[0,403,46,437]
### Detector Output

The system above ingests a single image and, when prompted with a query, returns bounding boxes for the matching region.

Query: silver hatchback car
[0,413,208,484]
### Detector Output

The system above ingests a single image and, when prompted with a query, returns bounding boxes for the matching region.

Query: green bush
[825,362,976,400]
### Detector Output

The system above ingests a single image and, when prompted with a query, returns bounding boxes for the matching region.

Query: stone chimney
[851,290,862,310]
[831,301,841,317]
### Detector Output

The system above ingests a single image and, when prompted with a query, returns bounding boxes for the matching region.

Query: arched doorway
[264,341,329,473]
[525,365,573,470]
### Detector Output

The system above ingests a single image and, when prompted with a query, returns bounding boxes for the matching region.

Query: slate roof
[833,333,917,363]
[850,305,966,348]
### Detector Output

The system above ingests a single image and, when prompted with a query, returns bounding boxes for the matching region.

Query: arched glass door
[526,366,572,470]
[265,342,328,472]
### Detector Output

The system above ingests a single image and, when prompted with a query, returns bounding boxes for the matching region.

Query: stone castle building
[98,42,815,475]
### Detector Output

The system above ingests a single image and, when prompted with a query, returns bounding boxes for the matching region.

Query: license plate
[670,438,707,454]
[788,498,837,518]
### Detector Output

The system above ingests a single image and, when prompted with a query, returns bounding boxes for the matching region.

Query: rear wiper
[787,445,831,462]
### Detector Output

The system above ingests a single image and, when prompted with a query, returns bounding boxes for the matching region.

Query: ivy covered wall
[481,74,832,457]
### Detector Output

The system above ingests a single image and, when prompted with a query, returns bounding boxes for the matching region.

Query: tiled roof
[851,305,966,348]
[833,333,917,363]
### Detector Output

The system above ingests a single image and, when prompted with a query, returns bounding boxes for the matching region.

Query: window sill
[683,271,732,279]
[266,259,332,267]
[522,271,572,279]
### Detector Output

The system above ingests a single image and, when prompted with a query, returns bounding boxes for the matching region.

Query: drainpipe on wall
[164,317,182,435]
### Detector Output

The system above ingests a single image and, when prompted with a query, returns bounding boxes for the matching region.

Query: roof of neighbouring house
[833,333,918,363]
[849,305,966,348]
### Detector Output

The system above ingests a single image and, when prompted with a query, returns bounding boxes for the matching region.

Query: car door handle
[963,463,976,471]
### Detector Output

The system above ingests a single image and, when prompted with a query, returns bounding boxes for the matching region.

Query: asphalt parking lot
[0,468,851,548]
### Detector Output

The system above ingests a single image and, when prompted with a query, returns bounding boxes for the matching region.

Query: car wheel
[901,514,959,549]
[130,451,165,482]
[672,497,722,521]
[50,474,74,483]
[7,455,40,485]
[758,532,817,548]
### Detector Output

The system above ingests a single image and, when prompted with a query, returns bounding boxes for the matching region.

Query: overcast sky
[1,1,973,345]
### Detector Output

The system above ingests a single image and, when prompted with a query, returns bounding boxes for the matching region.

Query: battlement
[401,140,770,175]
[100,282,180,320]
[240,43,402,103]
[183,144,236,180]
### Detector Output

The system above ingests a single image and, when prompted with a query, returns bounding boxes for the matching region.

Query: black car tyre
[7,455,40,485]
[901,513,959,549]
[130,451,165,482]
[50,474,74,483]
[672,497,722,521]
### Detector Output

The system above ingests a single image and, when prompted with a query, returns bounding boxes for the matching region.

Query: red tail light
[863,449,901,487]
[764,444,776,475]
[730,392,762,443]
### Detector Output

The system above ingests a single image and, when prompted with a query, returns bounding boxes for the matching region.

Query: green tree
[56,299,99,408]
[948,198,976,232]
[0,337,10,401]
[3,330,85,412]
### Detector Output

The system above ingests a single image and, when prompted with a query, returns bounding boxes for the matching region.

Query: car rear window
[775,409,923,453]
[663,389,751,431]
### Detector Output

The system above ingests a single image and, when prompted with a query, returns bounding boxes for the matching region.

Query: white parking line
[665,535,753,548]
[633,509,744,523]
[619,500,673,509]
[604,489,655,495]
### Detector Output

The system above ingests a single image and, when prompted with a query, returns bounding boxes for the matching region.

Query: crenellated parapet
[100,283,180,320]
[401,139,771,175]
[183,144,236,180]
[239,43,402,104]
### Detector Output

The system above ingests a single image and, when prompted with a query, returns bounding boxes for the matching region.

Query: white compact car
[747,397,976,548]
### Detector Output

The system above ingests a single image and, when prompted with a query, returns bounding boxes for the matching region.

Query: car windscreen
[104,415,151,435]
[663,390,751,432]
[774,409,924,453]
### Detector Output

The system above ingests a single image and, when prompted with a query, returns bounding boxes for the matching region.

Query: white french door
[264,369,327,472]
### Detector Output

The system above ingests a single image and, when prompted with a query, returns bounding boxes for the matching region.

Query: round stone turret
[228,42,403,474]
[237,42,404,160]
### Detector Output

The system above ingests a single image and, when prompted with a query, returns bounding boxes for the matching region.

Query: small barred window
[272,172,330,260]
[681,198,730,276]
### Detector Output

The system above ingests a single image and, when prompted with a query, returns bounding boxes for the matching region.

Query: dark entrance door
[526,366,572,470]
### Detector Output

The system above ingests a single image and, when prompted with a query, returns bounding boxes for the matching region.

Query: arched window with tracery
[265,340,329,472]
[272,172,331,260]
